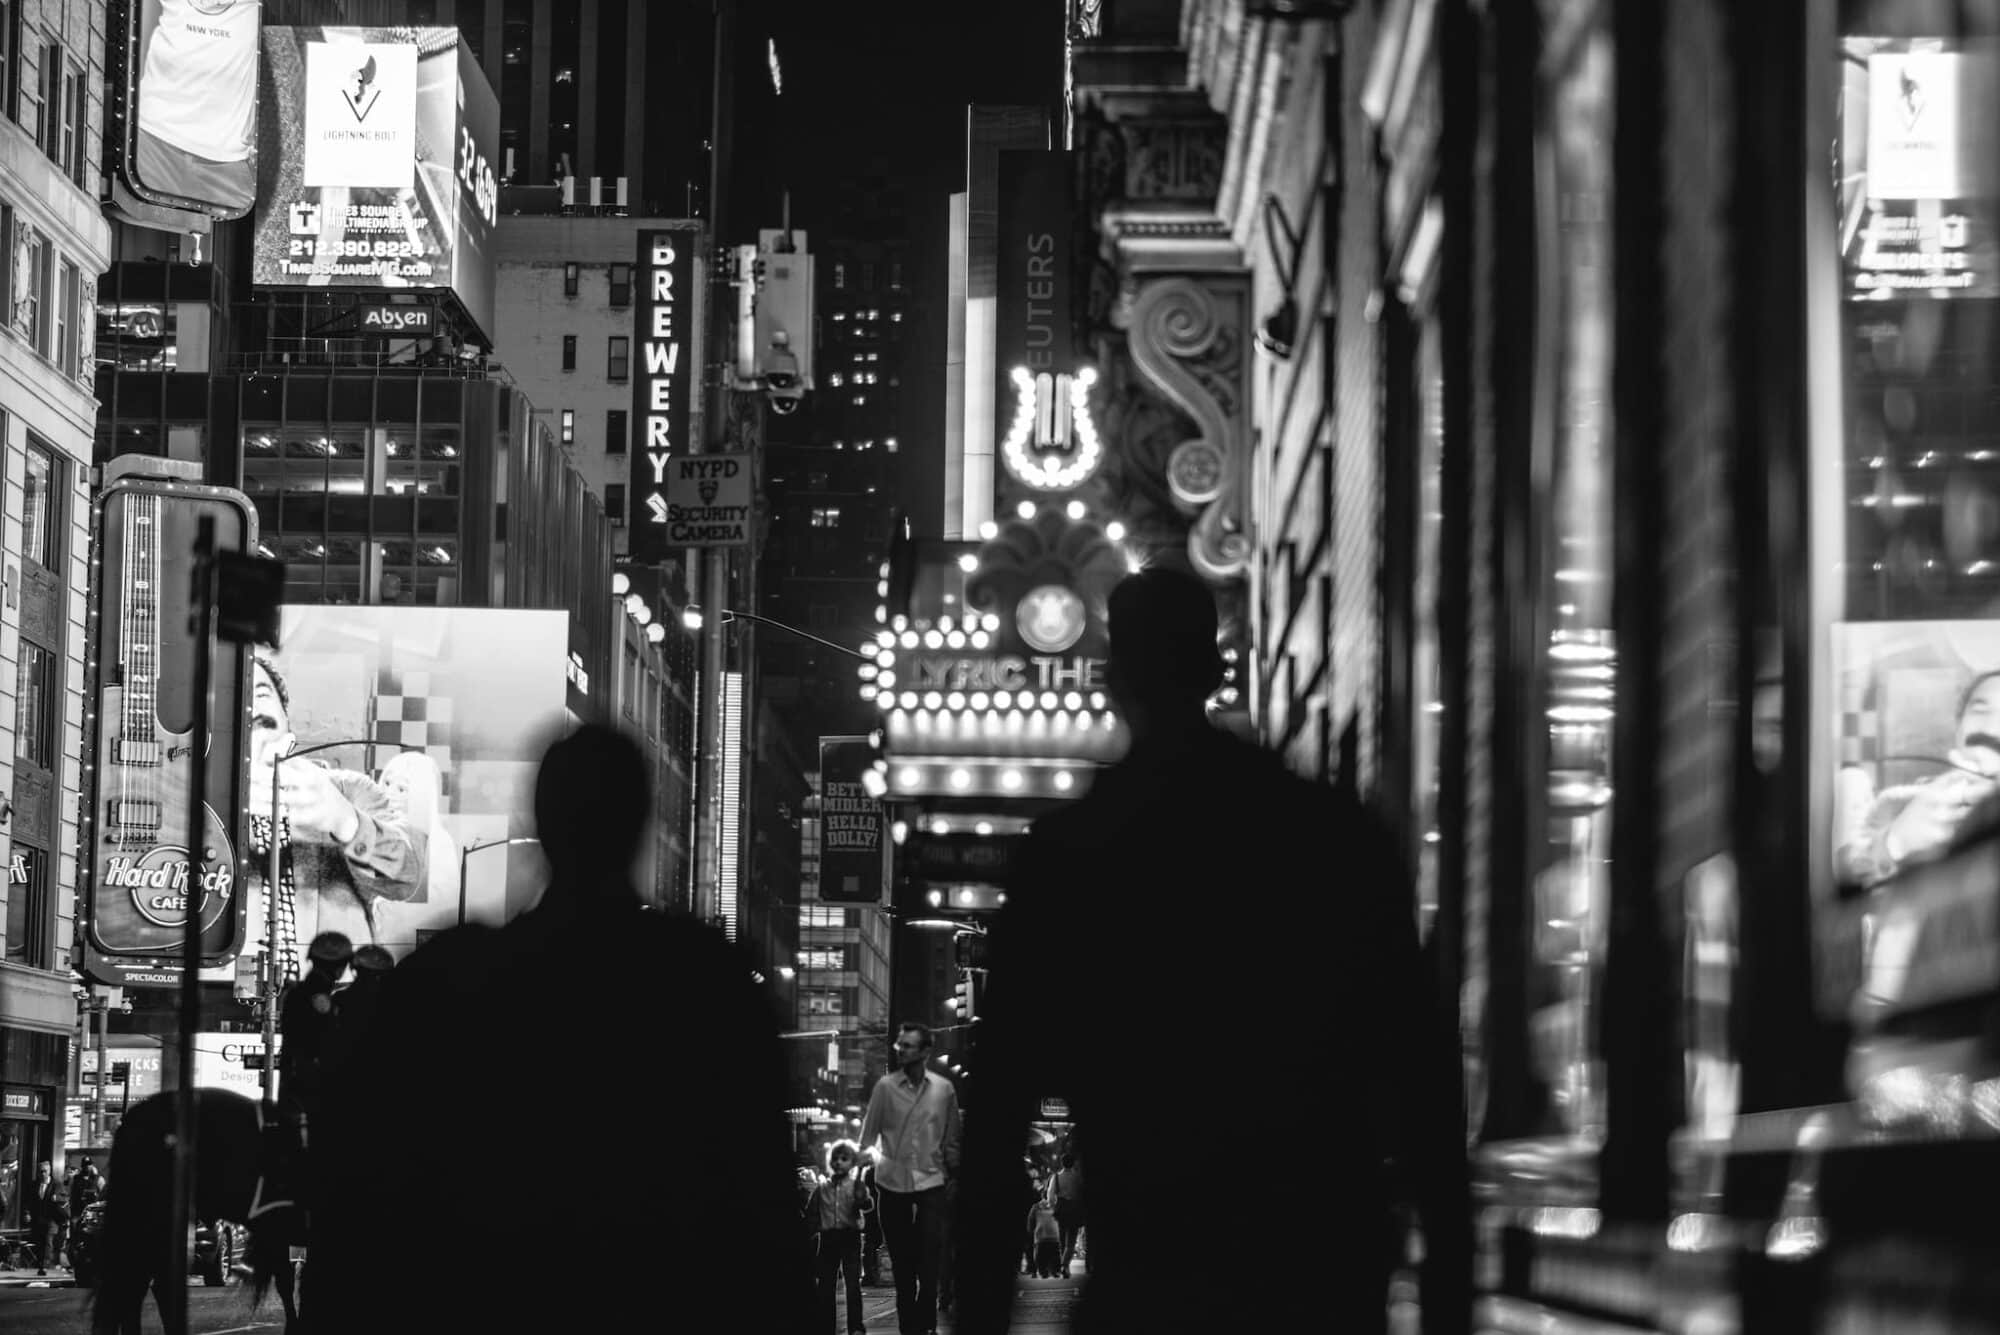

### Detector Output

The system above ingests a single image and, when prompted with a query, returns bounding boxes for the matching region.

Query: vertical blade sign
[631,226,696,562]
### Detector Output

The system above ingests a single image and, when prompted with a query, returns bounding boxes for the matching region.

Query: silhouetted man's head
[534,724,650,893]
[1105,567,1224,735]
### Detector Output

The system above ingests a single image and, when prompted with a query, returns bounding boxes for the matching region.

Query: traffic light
[951,971,976,1022]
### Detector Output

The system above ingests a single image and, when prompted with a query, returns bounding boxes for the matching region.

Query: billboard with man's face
[251,27,500,343]
[242,607,568,972]
[119,0,265,218]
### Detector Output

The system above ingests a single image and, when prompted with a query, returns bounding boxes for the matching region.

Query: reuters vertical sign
[630,226,699,564]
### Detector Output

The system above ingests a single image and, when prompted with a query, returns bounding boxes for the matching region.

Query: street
[0,1273,1088,1334]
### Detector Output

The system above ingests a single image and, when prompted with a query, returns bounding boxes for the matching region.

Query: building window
[798,905,852,929]
[560,409,575,444]
[57,59,80,180]
[4,844,48,968]
[889,260,904,290]
[607,335,629,380]
[563,261,579,297]
[53,260,78,377]
[606,408,628,454]
[13,639,54,770]
[810,506,841,529]
[14,29,41,143]
[606,482,626,525]
[833,262,845,290]
[808,602,837,630]
[0,4,13,123]
[16,225,47,353]
[608,263,632,307]
[561,334,576,370]
[21,437,59,569]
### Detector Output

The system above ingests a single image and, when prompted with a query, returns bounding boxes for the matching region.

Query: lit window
[885,438,899,454]
[891,310,903,323]
[834,262,846,289]
[560,409,574,443]
[811,506,842,529]
[828,372,844,387]
[563,262,579,297]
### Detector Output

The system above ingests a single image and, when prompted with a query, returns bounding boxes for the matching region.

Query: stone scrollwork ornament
[1126,274,1251,581]
[11,220,36,339]
[78,277,96,382]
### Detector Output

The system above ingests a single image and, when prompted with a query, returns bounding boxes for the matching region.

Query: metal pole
[261,731,282,1103]
[167,516,218,1334]
[457,842,473,927]
[91,998,107,1144]
[692,0,736,929]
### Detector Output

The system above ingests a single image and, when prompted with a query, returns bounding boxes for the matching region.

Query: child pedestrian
[805,1140,872,1334]
[1027,1196,1063,1279]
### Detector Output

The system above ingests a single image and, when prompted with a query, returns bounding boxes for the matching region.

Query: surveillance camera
[119,999,134,1014]
[763,370,799,392]
[768,394,802,416]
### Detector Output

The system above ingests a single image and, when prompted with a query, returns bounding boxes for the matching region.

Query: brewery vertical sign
[631,226,698,563]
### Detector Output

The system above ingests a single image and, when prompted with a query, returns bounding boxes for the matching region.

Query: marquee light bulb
[1017,500,1037,520]
[893,615,909,631]
[958,553,979,573]
[924,691,944,711]
[982,613,1001,632]
[1000,769,1023,792]
[970,631,990,650]
[611,572,631,596]
[993,690,1013,710]
[876,630,895,648]
[1053,771,1075,792]
[1066,500,1087,521]
[1105,521,1126,542]
[1039,691,1059,711]
[876,670,896,687]
[899,691,919,709]
[949,768,972,790]
[900,631,919,649]
[979,520,998,540]
[932,819,952,836]
[1063,691,1083,711]
[876,650,895,667]
[898,767,922,788]
[946,630,966,649]
[970,691,990,710]
[946,692,966,711]
[921,629,941,649]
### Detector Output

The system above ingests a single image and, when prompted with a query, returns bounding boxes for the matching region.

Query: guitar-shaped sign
[89,489,237,953]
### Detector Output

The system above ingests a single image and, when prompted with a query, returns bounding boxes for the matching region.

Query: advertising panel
[1825,621,2000,1022]
[630,226,699,563]
[120,0,264,217]
[251,27,500,343]
[993,151,1076,504]
[1839,38,2000,299]
[818,737,890,905]
[244,607,568,970]
[82,480,255,976]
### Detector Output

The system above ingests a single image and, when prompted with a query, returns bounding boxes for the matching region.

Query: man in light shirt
[858,1021,962,1335]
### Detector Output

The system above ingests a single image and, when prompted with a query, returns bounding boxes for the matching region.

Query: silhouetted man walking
[954,567,1470,1335]
[308,724,817,1333]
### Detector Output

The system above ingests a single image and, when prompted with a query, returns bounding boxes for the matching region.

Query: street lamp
[682,605,871,660]
[457,836,543,926]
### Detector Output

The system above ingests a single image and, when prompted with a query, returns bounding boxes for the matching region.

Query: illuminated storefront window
[1527,8,1614,1141]
[1813,6,2000,1106]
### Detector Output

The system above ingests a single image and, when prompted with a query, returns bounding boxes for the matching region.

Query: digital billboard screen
[251,27,500,343]
[244,607,568,972]
[121,0,264,218]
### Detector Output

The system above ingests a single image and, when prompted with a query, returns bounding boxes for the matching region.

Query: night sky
[749,0,1067,216]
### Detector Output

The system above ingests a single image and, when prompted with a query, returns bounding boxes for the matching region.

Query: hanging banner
[818,737,890,905]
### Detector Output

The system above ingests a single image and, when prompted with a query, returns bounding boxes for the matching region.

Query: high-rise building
[393,0,715,217]
[0,0,117,1209]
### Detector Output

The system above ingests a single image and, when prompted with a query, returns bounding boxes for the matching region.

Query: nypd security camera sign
[658,453,753,547]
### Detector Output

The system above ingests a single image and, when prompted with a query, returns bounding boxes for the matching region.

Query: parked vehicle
[67,1201,246,1288]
